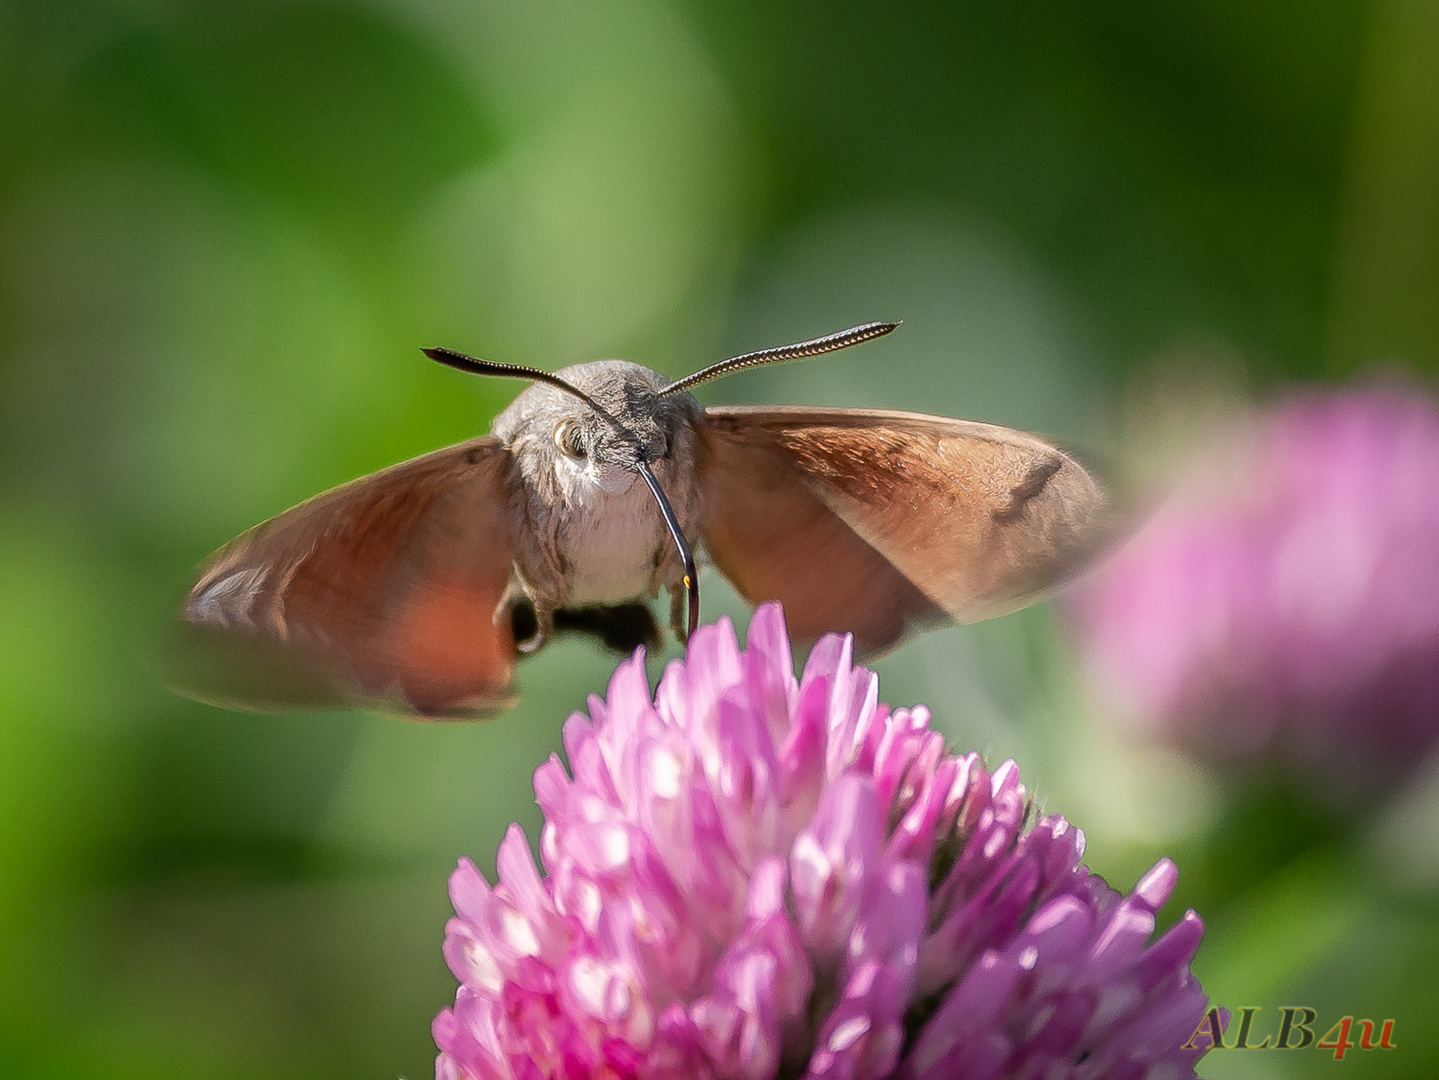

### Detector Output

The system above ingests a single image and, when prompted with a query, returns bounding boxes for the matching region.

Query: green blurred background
[2,1,1437,1077]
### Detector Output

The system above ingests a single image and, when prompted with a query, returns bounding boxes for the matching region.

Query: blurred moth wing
[695,406,1106,655]
[178,436,520,718]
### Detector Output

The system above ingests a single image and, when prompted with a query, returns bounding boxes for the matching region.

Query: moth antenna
[659,320,900,397]
[423,347,604,410]
[425,345,701,639]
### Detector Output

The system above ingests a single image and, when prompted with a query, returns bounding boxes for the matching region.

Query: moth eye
[554,419,587,460]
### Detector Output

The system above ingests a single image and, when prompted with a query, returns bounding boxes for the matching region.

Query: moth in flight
[177,323,1107,717]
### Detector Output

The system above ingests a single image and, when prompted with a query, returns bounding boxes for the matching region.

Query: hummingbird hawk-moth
[176,322,1107,718]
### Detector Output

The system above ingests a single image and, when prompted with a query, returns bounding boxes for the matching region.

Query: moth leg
[668,582,689,646]
[507,596,552,654]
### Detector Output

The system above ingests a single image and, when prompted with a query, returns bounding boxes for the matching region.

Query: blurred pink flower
[1069,384,1439,787]
[433,604,1214,1079]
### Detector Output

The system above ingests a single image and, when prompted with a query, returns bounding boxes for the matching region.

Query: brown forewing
[177,437,521,717]
[695,409,945,655]
[695,406,1106,656]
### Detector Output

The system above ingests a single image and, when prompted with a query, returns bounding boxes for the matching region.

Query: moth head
[489,360,698,498]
